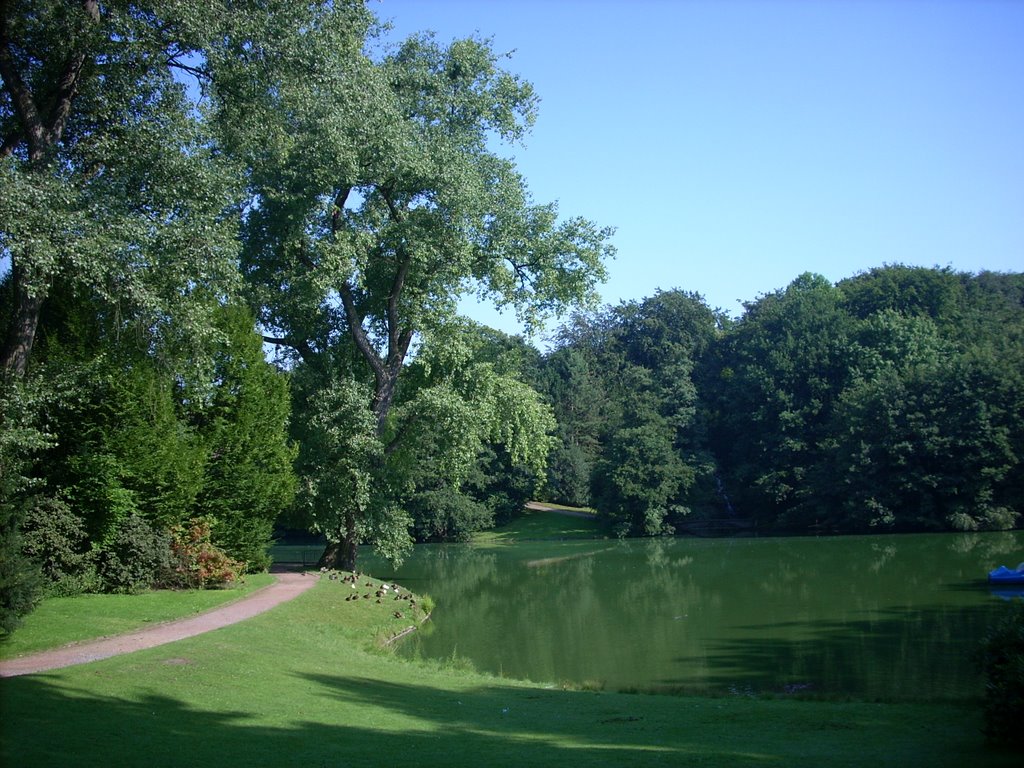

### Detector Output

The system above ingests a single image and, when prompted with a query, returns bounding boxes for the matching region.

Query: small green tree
[293,324,557,567]
[192,305,297,570]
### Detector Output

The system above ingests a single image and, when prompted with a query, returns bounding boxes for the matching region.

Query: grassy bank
[0,573,275,659]
[473,503,604,544]
[0,571,1016,767]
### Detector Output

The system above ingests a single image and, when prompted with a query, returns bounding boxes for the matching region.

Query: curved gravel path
[0,570,318,678]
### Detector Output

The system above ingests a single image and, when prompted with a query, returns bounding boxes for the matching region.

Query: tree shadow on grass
[0,672,714,768]
[663,602,1005,701]
[3,662,1018,768]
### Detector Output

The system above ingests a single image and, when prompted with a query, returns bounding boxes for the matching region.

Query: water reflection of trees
[670,602,1000,700]
[381,532,1024,698]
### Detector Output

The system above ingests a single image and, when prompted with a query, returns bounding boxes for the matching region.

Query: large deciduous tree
[0,0,241,380]
[209,18,612,569]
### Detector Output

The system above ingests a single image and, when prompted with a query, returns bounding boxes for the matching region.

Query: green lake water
[361,530,1024,700]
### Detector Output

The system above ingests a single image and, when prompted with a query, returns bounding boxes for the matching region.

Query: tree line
[535,267,1024,538]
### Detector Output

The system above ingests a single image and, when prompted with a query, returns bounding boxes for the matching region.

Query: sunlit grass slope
[1,574,1015,768]
[473,503,604,544]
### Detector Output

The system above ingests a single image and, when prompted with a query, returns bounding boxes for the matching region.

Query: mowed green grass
[0,573,275,659]
[473,504,604,544]
[0,572,1015,768]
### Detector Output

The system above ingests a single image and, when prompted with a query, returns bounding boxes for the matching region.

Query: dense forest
[536,267,1024,538]
[1,3,1022,633]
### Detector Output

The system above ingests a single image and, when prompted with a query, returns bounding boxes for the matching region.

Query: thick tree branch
[386,252,411,357]
[166,51,210,84]
[0,3,46,160]
[0,264,44,379]
[330,184,385,380]
[379,186,403,223]
[261,334,313,362]
[384,407,420,456]
[0,0,98,161]
[338,280,385,382]
[332,185,351,234]
[45,0,96,148]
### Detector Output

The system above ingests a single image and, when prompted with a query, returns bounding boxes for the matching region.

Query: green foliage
[19,495,98,595]
[541,291,721,531]
[0,499,42,636]
[1,0,243,378]
[545,268,1022,537]
[35,348,207,543]
[824,354,1018,532]
[710,273,856,525]
[0,380,49,633]
[839,264,967,328]
[979,602,1024,749]
[292,373,396,564]
[408,487,494,543]
[1,1,296,605]
[592,420,690,536]
[16,289,296,592]
[214,13,611,566]
[192,305,297,570]
[469,443,541,528]
[540,345,611,507]
[97,513,174,595]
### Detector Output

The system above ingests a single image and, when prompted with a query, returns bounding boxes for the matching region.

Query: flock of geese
[325,570,417,619]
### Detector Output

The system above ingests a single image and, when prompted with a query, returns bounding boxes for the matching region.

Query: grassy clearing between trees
[0,573,1017,767]
[0,573,275,659]
[472,504,604,544]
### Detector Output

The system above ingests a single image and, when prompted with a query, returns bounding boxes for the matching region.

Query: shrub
[0,511,42,636]
[98,513,174,594]
[169,518,244,589]
[0,381,48,633]
[20,495,99,594]
[979,601,1024,749]
[409,487,493,543]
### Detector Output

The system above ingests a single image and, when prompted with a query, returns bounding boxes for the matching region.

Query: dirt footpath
[0,570,318,678]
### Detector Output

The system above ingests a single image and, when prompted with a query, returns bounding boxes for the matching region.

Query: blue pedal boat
[988,564,1024,585]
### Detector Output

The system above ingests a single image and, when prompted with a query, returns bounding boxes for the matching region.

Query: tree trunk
[317,540,344,569]
[315,509,360,571]
[1,276,45,379]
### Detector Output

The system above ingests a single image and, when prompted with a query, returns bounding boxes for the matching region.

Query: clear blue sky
[374,0,1024,342]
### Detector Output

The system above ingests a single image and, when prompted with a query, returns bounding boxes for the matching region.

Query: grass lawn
[473,503,605,544]
[0,569,1016,767]
[0,573,275,659]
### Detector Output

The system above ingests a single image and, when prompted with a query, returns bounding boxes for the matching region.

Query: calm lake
[361,530,1024,700]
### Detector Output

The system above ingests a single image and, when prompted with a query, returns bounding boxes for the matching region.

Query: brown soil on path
[0,569,319,678]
